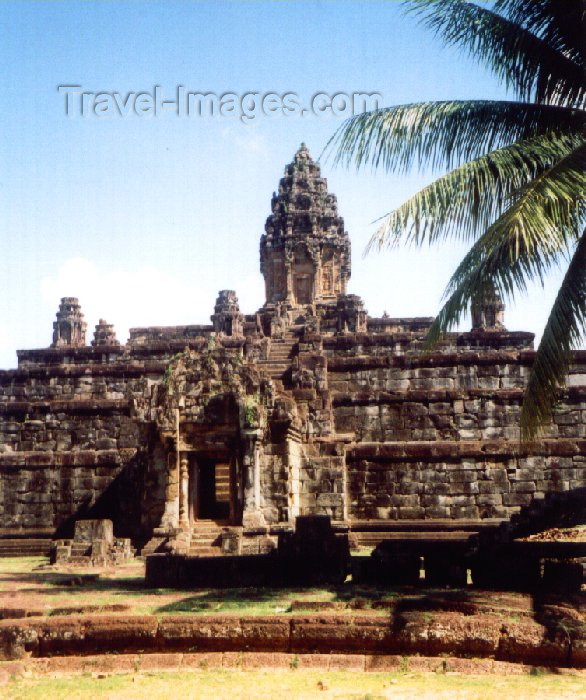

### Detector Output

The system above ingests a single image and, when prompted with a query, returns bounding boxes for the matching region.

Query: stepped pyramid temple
[1,144,585,558]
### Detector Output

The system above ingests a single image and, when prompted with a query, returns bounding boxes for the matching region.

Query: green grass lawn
[0,557,399,617]
[4,668,586,700]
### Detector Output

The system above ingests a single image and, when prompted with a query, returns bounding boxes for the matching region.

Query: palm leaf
[366,132,583,252]
[426,142,586,343]
[407,0,584,107]
[521,231,586,439]
[324,101,583,176]
[495,0,584,66]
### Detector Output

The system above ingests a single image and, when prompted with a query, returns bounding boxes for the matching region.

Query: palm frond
[495,0,584,66]
[406,0,584,107]
[425,142,586,344]
[520,232,586,439]
[324,101,583,175]
[366,132,583,252]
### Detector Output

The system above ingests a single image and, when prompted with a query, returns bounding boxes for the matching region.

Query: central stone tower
[260,144,351,308]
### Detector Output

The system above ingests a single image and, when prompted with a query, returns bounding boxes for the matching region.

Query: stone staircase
[257,329,299,388]
[0,538,52,557]
[187,520,226,557]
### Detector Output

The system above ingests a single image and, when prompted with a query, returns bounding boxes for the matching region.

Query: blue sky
[0,1,566,368]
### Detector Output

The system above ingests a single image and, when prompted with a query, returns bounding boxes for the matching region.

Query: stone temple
[0,144,585,557]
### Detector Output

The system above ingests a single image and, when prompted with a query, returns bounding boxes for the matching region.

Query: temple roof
[261,144,347,247]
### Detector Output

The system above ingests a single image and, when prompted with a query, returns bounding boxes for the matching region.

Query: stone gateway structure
[1,144,585,557]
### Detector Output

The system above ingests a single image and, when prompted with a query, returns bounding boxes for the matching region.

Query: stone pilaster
[241,429,266,528]
[178,453,189,528]
[158,448,180,532]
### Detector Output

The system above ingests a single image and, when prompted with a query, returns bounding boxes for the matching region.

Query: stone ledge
[327,349,586,372]
[0,362,168,381]
[17,346,125,362]
[0,449,137,468]
[0,399,132,416]
[349,519,502,532]
[1,651,569,677]
[0,612,583,667]
[129,336,246,355]
[347,439,586,461]
[128,324,214,342]
[324,330,535,351]
[333,386,586,405]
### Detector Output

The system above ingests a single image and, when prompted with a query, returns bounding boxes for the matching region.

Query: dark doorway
[196,458,231,520]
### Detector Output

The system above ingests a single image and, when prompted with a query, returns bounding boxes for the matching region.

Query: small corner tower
[91,319,120,347]
[51,297,87,348]
[471,286,506,331]
[211,290,244,337]
[260,144,351,308]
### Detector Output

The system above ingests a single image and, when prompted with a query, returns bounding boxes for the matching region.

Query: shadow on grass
[155,582,403,614]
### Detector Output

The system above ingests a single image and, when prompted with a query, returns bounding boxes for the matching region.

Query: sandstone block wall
[0,323,585,541]
[0,349,170,538]
[324,334,586,522]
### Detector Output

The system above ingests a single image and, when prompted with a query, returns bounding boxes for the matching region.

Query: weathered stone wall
[346,443,586,521]
[0,450,143,537]
[296,442,346,521]
[1,327,585,539]
[323,334,586,522]
[0,348,171,538]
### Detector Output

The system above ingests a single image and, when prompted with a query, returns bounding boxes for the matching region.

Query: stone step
[0,538,52,557]
[71,544,91,555]
[190,542,221,550]
[191,525,223,533]
[187,547,223,557]
[191,528,224,537]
